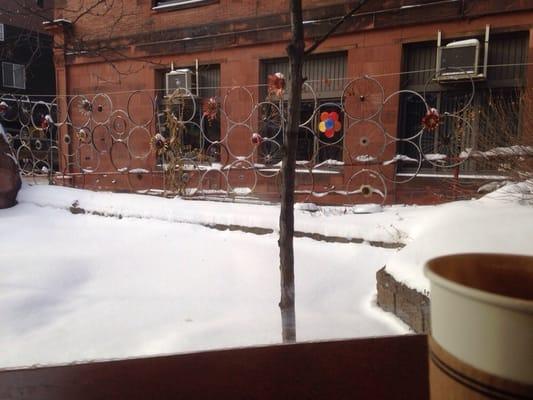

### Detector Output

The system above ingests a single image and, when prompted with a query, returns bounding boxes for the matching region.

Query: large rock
[0,137,21,209]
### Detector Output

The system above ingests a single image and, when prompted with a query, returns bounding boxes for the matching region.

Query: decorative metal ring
[419,112,473,168]
[109,139,132,172]
[222,86,255,125]
[226,159,257,195]
[253,138,282,178]
[109,109,130,140]
[199,168,229,197]
[423,66,475,117]
[379,139,422,184]
[345,119,386,164]
[127,90,155,127]
[127,126,153,159]
[345,169,387,204]
[225,123,255,160]
[382,90,429,141]
[341,75,384,120]
[91,93,113,125]
[67,95,92,129]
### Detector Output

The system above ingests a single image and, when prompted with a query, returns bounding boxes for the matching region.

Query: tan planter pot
[424,253,533,398]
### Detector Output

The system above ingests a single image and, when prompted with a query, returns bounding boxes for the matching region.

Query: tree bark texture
[279,0,305,343]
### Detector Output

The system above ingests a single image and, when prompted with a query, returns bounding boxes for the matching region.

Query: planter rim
[424,253,533,314]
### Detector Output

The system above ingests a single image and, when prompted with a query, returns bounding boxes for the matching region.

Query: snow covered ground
[385,182,533,294]
[16,184,424,245]
[0,184,406,369]
[1,182,532,369]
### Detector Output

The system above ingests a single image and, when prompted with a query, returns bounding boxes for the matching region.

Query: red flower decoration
[267,72,285,97]
[422,108,440,130]
[40,114,52,130]
[251,132,263,145]
[318,111,342,138]
[202,97,218,122]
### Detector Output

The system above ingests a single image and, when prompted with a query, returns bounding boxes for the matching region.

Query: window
[398,32,528,173]
[2,62,26,89]
[260,52,347,164]
[156,64,220,161]
[0,24,4,41]
[152,0,217,11]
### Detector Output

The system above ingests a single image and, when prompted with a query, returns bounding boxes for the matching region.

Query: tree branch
[304,0,368,56]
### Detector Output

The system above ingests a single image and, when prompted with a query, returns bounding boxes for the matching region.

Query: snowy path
[0,199,406,368]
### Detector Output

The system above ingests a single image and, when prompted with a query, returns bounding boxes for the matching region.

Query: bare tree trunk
[279,0,304,343]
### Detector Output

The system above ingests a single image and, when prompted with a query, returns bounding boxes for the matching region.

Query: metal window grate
[399,32,528,173]
[262,52,347,99]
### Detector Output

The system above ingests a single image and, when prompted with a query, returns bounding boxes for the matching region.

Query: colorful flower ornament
[318,111,342,138]
[422,107,440,130]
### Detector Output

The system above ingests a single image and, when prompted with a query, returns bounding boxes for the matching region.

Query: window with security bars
[156,64,220,161]
[398,32,528,174]
[2,62,26,89]
[260,52,347,164]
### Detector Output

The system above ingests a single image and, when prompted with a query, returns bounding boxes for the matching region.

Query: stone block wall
[376,267,430,334]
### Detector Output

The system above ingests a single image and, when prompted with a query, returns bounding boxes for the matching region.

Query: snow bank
[17,184,425,245]
[17,184,532,298]
[385,188,533,294]
[483,180,533,205]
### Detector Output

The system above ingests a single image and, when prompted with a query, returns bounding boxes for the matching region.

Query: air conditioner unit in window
[165,69,194,96]
[435,26,489,82]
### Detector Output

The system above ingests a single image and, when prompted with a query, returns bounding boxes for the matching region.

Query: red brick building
[46,0,533,204]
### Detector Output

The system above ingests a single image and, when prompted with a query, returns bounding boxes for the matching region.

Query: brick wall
[56,0,351,41]
[48,2,533,203]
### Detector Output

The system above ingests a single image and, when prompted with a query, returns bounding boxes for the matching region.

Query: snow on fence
[0,75,482,203]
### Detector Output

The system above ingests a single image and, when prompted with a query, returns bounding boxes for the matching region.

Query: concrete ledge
[376,267,430,333]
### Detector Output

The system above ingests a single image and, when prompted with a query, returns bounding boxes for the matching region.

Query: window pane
[3,63,14,87]
[400,32,527,174]
[14,64,25,89]
[261,53,347,164]
[296,102,315,161]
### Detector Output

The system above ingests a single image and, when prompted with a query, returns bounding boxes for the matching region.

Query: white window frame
[152,0,216,11]
[2,62,26,90]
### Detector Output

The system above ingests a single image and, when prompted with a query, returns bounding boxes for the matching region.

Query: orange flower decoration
[318,111,342,138]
